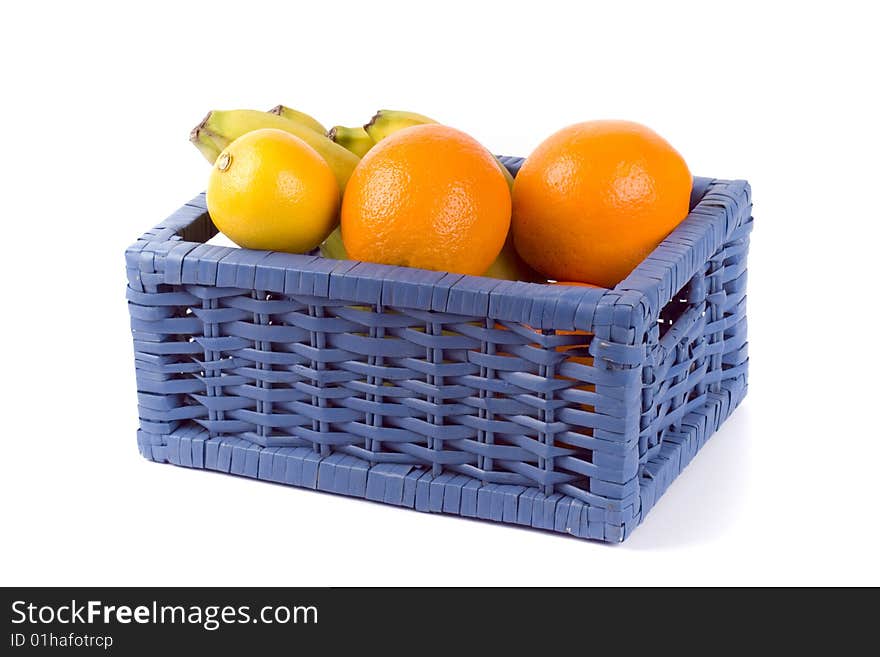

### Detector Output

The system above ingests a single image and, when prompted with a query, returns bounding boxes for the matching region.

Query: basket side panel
[635,187,752,522]
[126,264,632,540]
[620,179,752,322]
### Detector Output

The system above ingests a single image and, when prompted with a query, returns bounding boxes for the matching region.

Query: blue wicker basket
[125,156,751,542]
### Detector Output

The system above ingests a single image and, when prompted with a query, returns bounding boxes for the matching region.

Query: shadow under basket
[125,156,751,543]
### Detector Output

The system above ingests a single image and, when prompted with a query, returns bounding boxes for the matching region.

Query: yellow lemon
[207,128,339,253]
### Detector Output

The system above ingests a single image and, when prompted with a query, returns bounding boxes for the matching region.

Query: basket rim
[126,168,751,335]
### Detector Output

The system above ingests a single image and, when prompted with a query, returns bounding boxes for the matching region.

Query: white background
[1,1,877,586]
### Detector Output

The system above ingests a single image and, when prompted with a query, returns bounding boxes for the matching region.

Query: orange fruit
[207,128,339,253]
[341,124,511,276]
[512,120,691,288]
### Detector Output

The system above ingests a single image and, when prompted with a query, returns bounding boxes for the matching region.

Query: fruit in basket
[364,109,436,142]
[267,104,327,135]
[319,227,348,259]
[318,207,540,282]
[321,221,540,281]
[341,124,511,276]
[364,109,516,191]
[206,128,338,254]
[190,109,359,192]
[512,120,691,288]
[328,126,374,157]
[482,232,545,281]
[190,111,284,163]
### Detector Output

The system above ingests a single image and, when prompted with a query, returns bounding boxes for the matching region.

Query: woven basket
[125,156,751,542]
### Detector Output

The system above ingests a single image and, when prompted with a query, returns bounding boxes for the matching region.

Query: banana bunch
[190,108,358,193]
[189,105,534,280]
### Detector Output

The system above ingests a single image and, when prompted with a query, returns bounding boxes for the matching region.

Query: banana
[268,105,327,135]
[328,126,374,158]
[190,125,226,163]
[494,156,516,191]
[363,109,436,142]
[190,109,359,193]
[318,226,348,260]
[364,109,514,190]
[483,231,545,282]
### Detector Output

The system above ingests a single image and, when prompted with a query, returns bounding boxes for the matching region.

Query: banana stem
[189,113,229,163]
